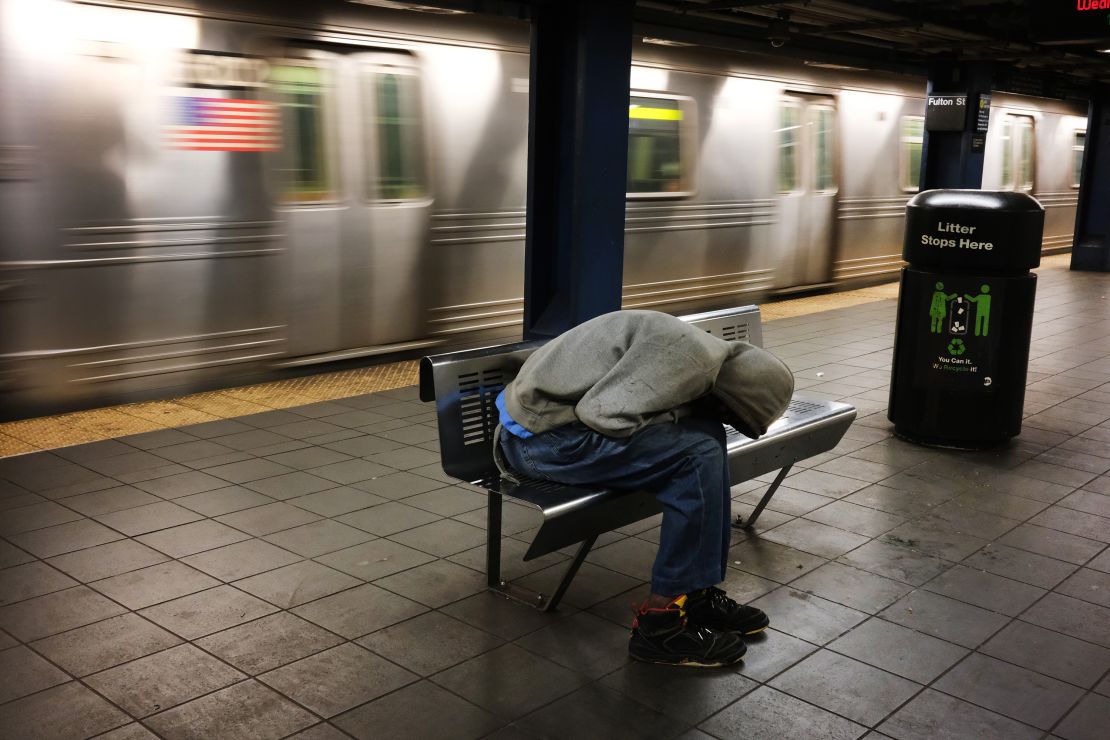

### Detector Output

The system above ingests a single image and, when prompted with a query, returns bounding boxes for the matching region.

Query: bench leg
[734,463,793,530]
[486,491,503,590]
[542,535,597,613]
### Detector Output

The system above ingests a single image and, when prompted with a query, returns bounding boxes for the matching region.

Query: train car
[0,0,1088,417]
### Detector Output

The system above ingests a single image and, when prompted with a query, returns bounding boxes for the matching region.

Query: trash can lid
[907,189,1044,213]
[903,189,1045,272]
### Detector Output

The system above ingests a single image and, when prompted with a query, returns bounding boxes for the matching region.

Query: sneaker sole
[629,652,745,668]
[743,624,769,636]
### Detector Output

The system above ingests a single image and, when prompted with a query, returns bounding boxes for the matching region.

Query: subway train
[0,0,1089,417]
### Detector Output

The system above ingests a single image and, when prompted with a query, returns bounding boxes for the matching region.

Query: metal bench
[419,306,857,611]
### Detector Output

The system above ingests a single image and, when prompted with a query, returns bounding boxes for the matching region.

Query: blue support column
[522,0,634,339]
[919,63,993,190]
[1071,84,1110,272]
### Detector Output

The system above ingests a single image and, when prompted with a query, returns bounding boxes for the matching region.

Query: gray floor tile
[322,434,407,457]
[517,560,645,611]
[515,611,630,679]
[310,459,394,485]
[884,579,1010,644]
[182,539,301,582]
[0,585,127,641]
[215,501,322,536]
[828,617,968,683]
[234,560,361,608]
[1087,546,1110,574]
[736,486,835,516]
[264,446,353,470]
[357,610,503,676]
[601,660,758,725]
[174,486,274,517]
[86,643,245,718]
[431,643,588,719]
[260,642,417,717]
[441,592,560,641]
[837,539,952,586]
[0,540,42,570]
[803,500,906,537]
[980,620,1110,689]
[403,486,485,516]
[735,628,819,682]
[91,560,220,610]
[208,428,292,452]
[878,688,1041,740]
[1055,567,1110,608]
[0,501,84,536]
[262,519,375,558]
[287,486,385,517]
[843,483,946,518]
[923,564,1047,616]
[145,680,317,740]
[140,585,278,639]
[336,501,441,536]
[30,612,181,677]
[205,458,295,485]
[727,538,828,583]
[8,518,126,558]
[1021,592,1110,649]
[46,538,169,583]
[998,523,1106,565]
[316,538,436,581]
[1030,506,1110,543]
[153,439,238,464]
[791,562,912,613]
[94,501,204,536]
[881,518,990,562]
[242,471,338,500]
[135,519,252,558]
[373,559,487,608]
[1053,692,1110,740]
[95,722,161,739]
[750,587,867,645]
[0,681,130,739]
[1059,489,1110,518]
[933,652,1084,730]
[63,486,162,516]
[291,583,428,639]
[0,561,78,605]
[119,429,197,450]
[388,518,487,557]
[517,684,688,740]
[698,685,866,740]
[196,611,343,675]
[962,543,1079,589]
[776,469,871,498]
[0,644,70,702]
[333,680,503,740]
[770,648,920,726]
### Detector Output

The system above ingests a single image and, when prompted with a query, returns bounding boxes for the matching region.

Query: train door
[775,94,837,289]
[273,46,429,358]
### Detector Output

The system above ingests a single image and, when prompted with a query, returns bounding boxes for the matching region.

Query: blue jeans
[499,417,731,596]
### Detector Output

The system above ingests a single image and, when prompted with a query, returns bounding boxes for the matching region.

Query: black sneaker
[685,586,770,636]
[629,595,747,667]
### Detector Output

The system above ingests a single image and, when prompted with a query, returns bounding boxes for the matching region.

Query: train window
[901,116,924,191]
[778,104,800,193]
[813,106,835,191]
[272,63,333,202]
[1001,115,1034,190]
[1073,131,1085,187]
[627,95,690,195]
[367,68,426,200]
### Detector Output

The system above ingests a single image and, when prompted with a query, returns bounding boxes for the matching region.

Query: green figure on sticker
[965,284,992,336]
[929,282,957,333]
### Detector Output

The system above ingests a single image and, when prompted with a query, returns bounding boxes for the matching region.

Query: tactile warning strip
[0,254,1073,458]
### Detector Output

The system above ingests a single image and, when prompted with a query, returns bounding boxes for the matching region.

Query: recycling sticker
[917,274,1002,389]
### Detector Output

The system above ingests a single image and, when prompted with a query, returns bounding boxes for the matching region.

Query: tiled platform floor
[1,261,1109,739]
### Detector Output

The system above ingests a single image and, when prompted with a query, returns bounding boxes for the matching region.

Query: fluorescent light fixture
[349,0,469,13]
[642,37,695,47]
[804,61,868,71]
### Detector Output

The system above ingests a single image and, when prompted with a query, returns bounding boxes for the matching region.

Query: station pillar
[919,63,993,190]
[522,0,634,339]
[1071,84,1110,273]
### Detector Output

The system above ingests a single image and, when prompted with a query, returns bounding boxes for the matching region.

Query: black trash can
[888,190,1044,448]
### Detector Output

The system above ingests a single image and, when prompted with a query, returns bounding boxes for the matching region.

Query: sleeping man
[494,310,794,667]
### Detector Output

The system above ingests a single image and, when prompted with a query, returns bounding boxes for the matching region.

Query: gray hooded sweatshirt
[501,310,794,439]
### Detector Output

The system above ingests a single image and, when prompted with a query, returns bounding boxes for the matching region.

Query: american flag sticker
[165,96,279,152]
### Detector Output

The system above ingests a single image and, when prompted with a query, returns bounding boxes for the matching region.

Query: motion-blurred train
[0,0,1089,417]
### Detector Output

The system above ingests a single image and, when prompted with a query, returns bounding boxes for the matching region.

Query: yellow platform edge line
[0,254,1074,459]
